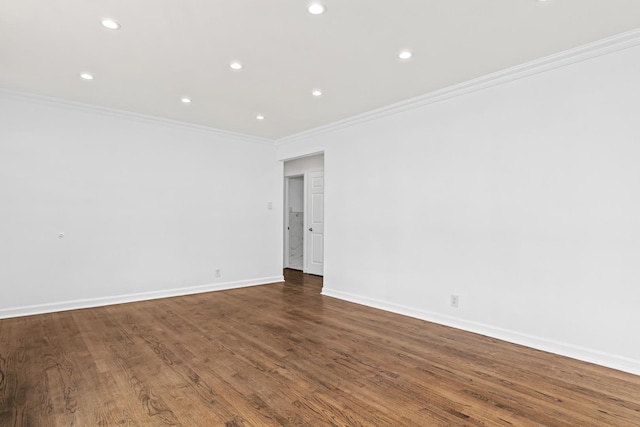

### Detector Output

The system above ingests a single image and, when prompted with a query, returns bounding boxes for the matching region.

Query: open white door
[306,171,324,276]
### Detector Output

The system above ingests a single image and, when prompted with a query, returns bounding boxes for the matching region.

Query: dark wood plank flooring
[1,269,639,426]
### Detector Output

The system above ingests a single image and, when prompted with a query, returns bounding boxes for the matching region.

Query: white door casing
[306,171,324,276]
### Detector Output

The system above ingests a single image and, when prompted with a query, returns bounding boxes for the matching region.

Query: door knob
[308,227,313,232]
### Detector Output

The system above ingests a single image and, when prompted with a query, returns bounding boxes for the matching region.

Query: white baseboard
[0,275,284,319]
[321,287,640,377]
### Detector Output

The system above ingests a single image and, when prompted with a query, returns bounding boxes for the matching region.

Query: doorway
[285,175,304,271]
[283,154,324,276]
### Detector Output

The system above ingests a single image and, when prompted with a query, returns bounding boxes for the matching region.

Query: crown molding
[4,27,640,148]
[0,89,275,146]
[276,27,640,147]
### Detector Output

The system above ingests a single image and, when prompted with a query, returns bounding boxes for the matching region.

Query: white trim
[321,287,640,376]
[276,27,640,146]
[284,170,310,178]
[3,29,640,146]
[0,89,274,146]
[0,276,284,319]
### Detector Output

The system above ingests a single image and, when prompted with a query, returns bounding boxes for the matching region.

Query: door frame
[283,173,306,271]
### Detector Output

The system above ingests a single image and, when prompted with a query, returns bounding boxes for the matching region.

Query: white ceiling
[1,0,640,140]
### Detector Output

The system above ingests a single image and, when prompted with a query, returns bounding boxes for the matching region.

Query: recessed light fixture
[101,19,120,30]
[312,89,323,97]
[398,50,413,60]
[80,73,94,80]
[256,115,265,120]
[229,62,243,70]
[181,97,192,104]
[308,2,326,15]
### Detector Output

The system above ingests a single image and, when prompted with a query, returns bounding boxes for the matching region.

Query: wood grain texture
[1,269,639,426]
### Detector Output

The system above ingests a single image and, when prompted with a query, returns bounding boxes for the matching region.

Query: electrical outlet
[215,269,221,277]
[450,295,459,308]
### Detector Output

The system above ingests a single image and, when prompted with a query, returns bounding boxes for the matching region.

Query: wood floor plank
[74,307,152,426]
[1,269,640,426]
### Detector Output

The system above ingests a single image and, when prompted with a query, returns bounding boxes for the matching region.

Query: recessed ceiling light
[80,73,94,80]
[398,50,413,60]
[256,115,265,120]
[308,2,326,15]
[312,89,323,97]
[229,62,243,70]
[181,97,192,104]
[101,19,120,30]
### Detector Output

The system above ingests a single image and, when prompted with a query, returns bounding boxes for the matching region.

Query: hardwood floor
[1,270,639,426]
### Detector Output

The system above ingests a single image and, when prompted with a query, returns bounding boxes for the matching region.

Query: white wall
[276,42,640,374]
[0,92,283,317]
[284,153,324,176]
[288,177,304,213]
